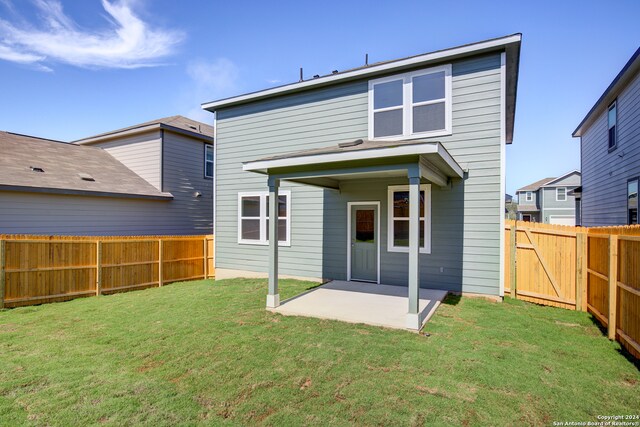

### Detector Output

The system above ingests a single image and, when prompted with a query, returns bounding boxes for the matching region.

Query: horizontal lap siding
[216,82,368,278]
[215,53,503,295]
[162,132,214,234]
[0,192,179,235]
[581,72,640,226]
[90,131,162,190]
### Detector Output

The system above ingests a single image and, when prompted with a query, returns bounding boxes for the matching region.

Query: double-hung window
[369,65,452,140]
[556,187,567,201]
[238,191,291,245]
[608,101,617,150]
[525,191,533,202]
[205,145,214,178]
[387,185,431,254]
[629,178,638,225]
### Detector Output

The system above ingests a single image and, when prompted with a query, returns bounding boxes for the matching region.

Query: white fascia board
[435,144,464,178]
[202,34,522,111]
[243,143,442,172]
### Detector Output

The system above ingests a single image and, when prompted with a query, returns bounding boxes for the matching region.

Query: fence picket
[0,234,214,308]
[505,220,639,359]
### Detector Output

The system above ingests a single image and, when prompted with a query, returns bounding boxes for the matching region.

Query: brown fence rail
[505,220,640,359]
[0,234,215,308]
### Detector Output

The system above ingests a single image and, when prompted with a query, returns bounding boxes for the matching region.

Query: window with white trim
[387,185,431,254]
[525,191,533,202]
[369,65,452,140]
[556,187,567,201]
[205,145,214,178]
[238,191,291,245]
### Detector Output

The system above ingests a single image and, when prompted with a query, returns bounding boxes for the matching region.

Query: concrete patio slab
[271,280,448,331]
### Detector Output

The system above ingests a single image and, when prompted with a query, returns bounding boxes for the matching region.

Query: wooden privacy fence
[0,234,215,308]
[504,220,640,359]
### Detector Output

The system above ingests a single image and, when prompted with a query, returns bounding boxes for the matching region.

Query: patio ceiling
[242,139,465,189]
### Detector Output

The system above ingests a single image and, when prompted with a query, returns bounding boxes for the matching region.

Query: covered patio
[242,139,464,330]
[271,281,448,331]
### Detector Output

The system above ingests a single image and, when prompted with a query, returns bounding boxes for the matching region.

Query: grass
[0,279,638,426]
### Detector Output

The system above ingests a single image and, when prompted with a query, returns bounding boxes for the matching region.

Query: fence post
[203,238,208,279]
[158,239,164,287]
[96,240,102,296]
[510,222,517,299]
[575,232,587,311]
[608,235,618,340]
[0,239,5,309]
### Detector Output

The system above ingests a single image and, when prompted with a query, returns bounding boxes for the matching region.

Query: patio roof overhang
[242,139,465,189]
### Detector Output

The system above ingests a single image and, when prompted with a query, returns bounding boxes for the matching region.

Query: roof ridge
[2,130,68,144]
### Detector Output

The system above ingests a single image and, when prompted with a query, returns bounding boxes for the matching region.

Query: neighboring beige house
[0,116,214,235]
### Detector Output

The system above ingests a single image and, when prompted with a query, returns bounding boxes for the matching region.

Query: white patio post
[266,176,280,308]
[407,173,421,329]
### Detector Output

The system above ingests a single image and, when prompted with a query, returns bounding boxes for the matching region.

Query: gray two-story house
[202,34,521,329]
[573,46,639,226]
[516,170,581,225]
[0,116,214,235]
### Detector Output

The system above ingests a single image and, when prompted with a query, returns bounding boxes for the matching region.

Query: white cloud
[0,0,184,70]
[181,58,240,122]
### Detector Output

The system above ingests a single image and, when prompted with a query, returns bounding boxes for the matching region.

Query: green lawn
[0,279,638,426]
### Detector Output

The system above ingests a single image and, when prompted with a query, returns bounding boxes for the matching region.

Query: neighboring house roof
[517,177,555,192]
[540,170,581,187]
[74,115,214,145]
[202,34,521,144]
[505,193,513,203]
[573,46,640,137]
[0,131,173,200]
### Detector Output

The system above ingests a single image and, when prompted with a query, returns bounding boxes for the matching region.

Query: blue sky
[0,0,639,195]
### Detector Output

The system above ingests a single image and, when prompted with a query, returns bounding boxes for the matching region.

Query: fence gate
[513,224,579,310]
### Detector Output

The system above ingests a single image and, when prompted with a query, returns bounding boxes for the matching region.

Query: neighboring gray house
[202,34,522,329]
[0,116,214,235]
[516,171,581,225]
[573,46,640,226]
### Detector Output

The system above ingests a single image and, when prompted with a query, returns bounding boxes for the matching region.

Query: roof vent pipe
[299,67,303,82]
[365,53,368,66]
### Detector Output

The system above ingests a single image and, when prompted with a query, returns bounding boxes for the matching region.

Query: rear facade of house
[573,46,640,226]
[207,35,521,299]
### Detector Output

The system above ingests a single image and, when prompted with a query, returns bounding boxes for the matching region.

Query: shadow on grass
[441,294,461,306]
[587,315,640,371]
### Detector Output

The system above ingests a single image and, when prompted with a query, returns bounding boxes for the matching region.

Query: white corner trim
[347,201,381,284]
[387,184,431,254]
[202,34,522,111]
[499,51,506,297]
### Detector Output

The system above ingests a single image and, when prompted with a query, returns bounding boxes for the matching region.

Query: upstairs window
[205,145,214,178]
[608,101,617,150]
[556,187,567,201]
[369,65,452,140]
[525,191,533,202]
[629,178,638,225]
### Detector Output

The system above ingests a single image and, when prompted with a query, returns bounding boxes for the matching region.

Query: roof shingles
[0,132,172,200]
